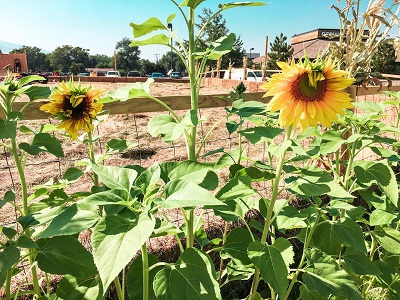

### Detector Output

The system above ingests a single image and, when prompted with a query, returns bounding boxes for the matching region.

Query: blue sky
[0,0,398,61]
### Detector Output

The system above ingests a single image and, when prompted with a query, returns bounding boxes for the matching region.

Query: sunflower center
[62,96,88,119]
[291,72,326,102]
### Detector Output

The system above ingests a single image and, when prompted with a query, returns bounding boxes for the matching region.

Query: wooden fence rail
[4,84,400,121]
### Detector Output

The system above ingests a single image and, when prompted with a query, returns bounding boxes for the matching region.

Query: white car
[106,71,121,77]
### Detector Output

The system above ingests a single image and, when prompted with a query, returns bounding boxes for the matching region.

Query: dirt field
[1,80,267,226]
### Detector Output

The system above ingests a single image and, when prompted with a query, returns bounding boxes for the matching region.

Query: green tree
[50,45,89,74]
[371,42,396,74]
[10,46,50,72]
[182,8,245,70]
[115,37,141,73]
[159,51,186,74]
[90,54,113,68]
[267,33,294,70]
[139,59,156,76]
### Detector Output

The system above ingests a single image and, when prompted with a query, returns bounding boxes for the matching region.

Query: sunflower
[40,80,105,139]
[261,57,354,132]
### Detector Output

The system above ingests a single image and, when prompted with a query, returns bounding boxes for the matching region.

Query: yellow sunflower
[40,80,105,139]
[261,57,354,132]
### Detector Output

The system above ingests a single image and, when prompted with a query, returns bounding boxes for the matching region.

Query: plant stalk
[142,243,149,300]
[249,125,292,300]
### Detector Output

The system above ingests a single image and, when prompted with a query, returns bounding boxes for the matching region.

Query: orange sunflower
[40,80,105,139]
[261,57,354,132]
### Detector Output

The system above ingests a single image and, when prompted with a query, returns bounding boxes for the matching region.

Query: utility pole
[154,54,160,64]
[167,23,173,72]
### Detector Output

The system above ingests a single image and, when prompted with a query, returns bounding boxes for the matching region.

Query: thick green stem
[249,125,292,300]
[186,210,195,248]
[10,138,41,297]
[5,269,12,300]
[284,212,321,300]
[87,131,99,186]
[142,243,149,300]
[113,276,124,300]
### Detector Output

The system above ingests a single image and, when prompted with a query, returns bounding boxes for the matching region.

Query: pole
[168,23,173,72]
[114,50,116,71]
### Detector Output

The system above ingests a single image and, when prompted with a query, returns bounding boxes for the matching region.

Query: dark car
[127,71,141,77]
[169,72,182,79]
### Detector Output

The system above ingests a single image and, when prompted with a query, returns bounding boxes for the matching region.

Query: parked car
[151,72,164,78]
[127,70,141,77]
[106,71,121,77]
[77,72,90,77]
[169,72,182,79]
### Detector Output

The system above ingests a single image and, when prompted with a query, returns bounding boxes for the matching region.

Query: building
[291,28,370,60]
[0,53,28,76]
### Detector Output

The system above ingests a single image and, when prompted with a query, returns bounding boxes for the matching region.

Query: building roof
[0,53,28,76]
[292,39,332,59]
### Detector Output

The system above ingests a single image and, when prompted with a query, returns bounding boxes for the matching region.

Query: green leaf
[372,226,400,254]
[148,114,182,142]
[370,209,398,226]
[130,17,166,38]
[153,248,222,300]
[354,161,398,207]
[299,284,325,300]
[275,204,307,230]
[130,34,170,47]
[19,133,64,157]
[219,2,266,10]
[221,228,254,265]
[135,162,161,195]
[0,246,20,287]
[56,274,104,300]
[343,247,382,275]
[311,221,342,255]
[0,119,17,139]
[318,130,345,155]
[100,80,153,103]
[286,166,354,199]
[18,206,65,230]
[248,241,288,299]
[239,126,283,144]
[63,167,84,181]
[214,176,257,220]
[1,226,17,239]
[273,238,295,271]
[36,236,97,277]
[24,85,51,101]
[332,218,367,253]
[216,176,257,201]
[92,213,155,292]
[106,138,136,153]
[80,189,131,207]
[37,203,99,238]
[161,179,224,209]
[127,254,162,300]
[179,0,204,9]
[207,33,237,60]
[92,164,138,192]
[0,190,15,208]
[303,249,362,300]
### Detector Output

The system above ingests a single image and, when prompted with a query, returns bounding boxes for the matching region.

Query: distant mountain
[0,40,50,53]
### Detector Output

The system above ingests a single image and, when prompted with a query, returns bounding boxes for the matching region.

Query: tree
[50,45,90,74]
[90,54,113,68]
[140,59,156,76]
[159,51,186,74]
[185,8,245,70]
[371,42,396,74]
[10,46,50,72]
[267,33,294,70]
[115,37,141,73]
